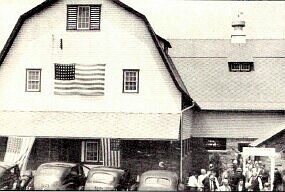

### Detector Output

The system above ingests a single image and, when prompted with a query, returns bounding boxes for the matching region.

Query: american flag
[54,63,106,96]
[4,136,35,171]
[101,138,121,167]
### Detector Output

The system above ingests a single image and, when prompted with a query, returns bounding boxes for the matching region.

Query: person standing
[187,171,198,191]
[259,164,269,187]
[231,167,246,191]
[250,170,263,191]
[218,179,231,191]
[237,179,246,191]
[273,168,283,191]
[197,169,207,191]
[203,173,218,191]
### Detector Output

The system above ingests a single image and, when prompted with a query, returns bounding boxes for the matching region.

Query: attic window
[67,5,101,30]
[229,62,254,72]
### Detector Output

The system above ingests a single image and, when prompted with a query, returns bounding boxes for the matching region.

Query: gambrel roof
[0,0,191,101]
[169,39,285,111]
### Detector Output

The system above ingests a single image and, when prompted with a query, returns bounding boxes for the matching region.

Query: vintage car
[84,167,131,191]
[33,162,87,190]
[137,170,183,191]
[0,161,21,190]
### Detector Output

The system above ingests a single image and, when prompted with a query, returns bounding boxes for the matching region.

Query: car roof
[0,161,17,169]
[140,170,178,180]
[89,167,125,175]
[38,162,77,168]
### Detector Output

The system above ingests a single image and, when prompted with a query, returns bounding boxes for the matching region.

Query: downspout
[180,101,196,181]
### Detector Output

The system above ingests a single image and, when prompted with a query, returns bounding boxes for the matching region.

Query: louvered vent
[90,5,101,30]
[67,5,101,30]
[67,5,78,30]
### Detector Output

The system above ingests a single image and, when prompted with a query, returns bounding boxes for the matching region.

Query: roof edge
[0,0,57,65]
[250,128,285,147]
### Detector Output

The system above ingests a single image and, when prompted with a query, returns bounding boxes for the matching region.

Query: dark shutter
[67,5,78,30]
[90,5,101,30]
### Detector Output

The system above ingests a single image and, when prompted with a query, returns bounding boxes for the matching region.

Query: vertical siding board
[182,109,193,139]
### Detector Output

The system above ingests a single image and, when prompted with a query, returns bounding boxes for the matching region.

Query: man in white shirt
[197,169,207,191]
[187,171,198,191]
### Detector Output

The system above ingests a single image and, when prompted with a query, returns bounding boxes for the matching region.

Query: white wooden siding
[192,111,285,138]
[0,0,181,114]
[181,109,193,139]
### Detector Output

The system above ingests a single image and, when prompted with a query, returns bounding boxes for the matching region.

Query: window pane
[26,69,40,91]
[124,70,138,92]
[78,6,90,29]
[85,141,98,162]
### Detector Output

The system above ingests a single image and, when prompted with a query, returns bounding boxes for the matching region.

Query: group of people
[185,160,285,191]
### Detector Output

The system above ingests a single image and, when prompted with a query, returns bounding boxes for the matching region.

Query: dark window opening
[204,138,227,150]
[229,62,254,72]
[121,140,171,159]
[238,143,250,152]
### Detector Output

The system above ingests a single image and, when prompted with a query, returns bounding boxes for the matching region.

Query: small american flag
[54,63,106,96]
[101,138,121,167]
[4,137,35,171]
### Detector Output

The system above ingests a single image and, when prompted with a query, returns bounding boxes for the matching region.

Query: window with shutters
[67,5,101,30]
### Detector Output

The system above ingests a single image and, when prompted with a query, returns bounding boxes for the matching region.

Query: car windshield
[88,172,115,184]
[145,177,171,186]
[36,166,69,178]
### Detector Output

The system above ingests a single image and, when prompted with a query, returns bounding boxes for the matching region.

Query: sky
[0,0,285,49]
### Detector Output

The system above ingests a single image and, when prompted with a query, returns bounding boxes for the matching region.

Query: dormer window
[229,62,254,72]
[67,5,101,30]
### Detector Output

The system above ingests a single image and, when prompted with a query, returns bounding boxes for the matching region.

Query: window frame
[228,62,254,72]
[26,69,41,92]
[77,6,90,30]
[122,69,139,93]
[67,4,101,31]
[82,140,103,164]
[85,141,99,162]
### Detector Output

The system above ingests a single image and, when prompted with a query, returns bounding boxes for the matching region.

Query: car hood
[34,175,61,190]
[138,185,176,191]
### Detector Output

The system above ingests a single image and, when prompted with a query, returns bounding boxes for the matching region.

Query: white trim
[85,141,99,162]
[81,141,85,162]
[26,69,41,92]
[123,70,139,93]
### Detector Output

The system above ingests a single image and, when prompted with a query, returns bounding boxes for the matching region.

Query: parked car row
[0,161,184,191]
